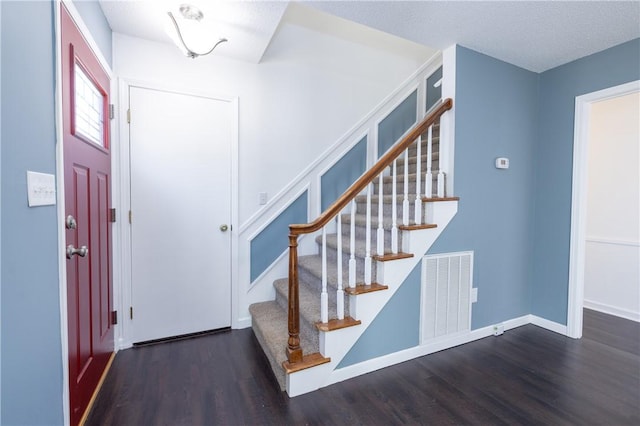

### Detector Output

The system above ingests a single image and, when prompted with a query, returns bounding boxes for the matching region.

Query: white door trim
[54,1,114,424]
[115,78,239,349]
[567,79,640,339]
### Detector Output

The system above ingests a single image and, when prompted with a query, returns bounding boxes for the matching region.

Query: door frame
[116,78,239,349]
[54,1,115,424]
[567,79,640,339]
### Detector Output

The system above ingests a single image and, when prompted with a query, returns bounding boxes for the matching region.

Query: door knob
[65,215,77,230]
[66,245,88,259]
[219,224,229,232]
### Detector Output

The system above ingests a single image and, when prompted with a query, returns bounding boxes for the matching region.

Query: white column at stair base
[287,362,333,397]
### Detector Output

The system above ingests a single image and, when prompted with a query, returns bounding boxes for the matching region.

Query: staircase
[250,99,457,396]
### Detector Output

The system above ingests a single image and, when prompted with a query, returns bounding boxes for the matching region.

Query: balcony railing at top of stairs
[284,98,454,369]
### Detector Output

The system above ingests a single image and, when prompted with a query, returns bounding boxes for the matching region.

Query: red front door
[61,4,114,425]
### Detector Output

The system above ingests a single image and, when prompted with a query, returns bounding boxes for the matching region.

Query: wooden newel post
[286,232,303,363]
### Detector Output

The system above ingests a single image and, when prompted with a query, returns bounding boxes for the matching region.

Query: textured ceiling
[306,1,640,72]
[99,1,640,71]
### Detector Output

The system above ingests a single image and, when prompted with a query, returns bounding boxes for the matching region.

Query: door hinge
[109,208,116,223]
[127,109,131,124]
[130,306,133,320]
[111,310,118,325]
[128,210,132,224]
[109,104,115,120]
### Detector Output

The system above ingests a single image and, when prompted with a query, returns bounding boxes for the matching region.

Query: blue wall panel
[320,137,367,211]
[532,38,640,324]
[1,2,63,424]
[377,90,417,156]
[72,0,113,66]
[338,261,422,368]
[428,46,539,330]
[426,66,443,111]
[250,191,308,282]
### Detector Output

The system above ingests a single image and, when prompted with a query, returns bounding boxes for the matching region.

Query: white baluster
[403,150,409,225]
[321,226,328,324]
[364,184,372,285]
[437,119,445,198]
[414,135,422,225]
[437,171,445,198]
[336,214,344,320]
[377,173,384,256]
[391,159,398,254]
[349,199,356,288]
[425,125,433,198]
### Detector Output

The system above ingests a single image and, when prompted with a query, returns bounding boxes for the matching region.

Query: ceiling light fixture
[167,4,228,59]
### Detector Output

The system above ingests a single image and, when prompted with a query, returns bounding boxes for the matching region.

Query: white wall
[113,4,433,225]
[585,92,640,321]
[112,3,435,332]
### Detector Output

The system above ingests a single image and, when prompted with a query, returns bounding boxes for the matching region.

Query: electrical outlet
[259,192,268,205]
[493,323,505,336]
[471,287,478,303]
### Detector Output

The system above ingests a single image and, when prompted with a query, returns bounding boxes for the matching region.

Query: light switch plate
[27,171,56,207]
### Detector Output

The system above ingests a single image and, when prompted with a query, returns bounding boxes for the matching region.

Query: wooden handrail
[285,98,453,364]
[290,98,452,236]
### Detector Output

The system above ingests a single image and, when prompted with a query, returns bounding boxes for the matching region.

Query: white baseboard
[327,315,530,387]
[529,315,568,335]
[584,299,640,322]
[234,316,252,329]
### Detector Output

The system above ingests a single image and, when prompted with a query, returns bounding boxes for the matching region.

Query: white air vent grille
[421,251,473,342]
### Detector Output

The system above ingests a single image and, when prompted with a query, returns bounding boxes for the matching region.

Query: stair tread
[316,316,361,332]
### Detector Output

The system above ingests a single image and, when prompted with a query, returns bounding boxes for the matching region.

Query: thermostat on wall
[495,157,509,169]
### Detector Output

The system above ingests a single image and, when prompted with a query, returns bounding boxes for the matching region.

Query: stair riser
[274,289,326,339]
[373,179,438,195]
[356,199,431,221]
[298,256,377,292]
[335,224,404,255]
[394,161,441,175]
[406,141,440,157]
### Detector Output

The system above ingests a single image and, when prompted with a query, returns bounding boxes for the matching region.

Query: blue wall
[1,2,63,424]
[532,38,640,324]
[377,90,417,156]
[338,261,422,367]
[73,0,113,66]
[428,46,539,330]
[250,191,308,282]
[426,66,442,111]
[1,1,112,424]
[320,137,367,211]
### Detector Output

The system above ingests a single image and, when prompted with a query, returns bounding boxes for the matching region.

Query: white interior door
[129,86,232,343]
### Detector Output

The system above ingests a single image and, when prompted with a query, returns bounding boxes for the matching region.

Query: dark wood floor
[86,309,640,425]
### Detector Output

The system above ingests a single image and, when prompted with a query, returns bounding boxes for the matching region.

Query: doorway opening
[567,80,640,338]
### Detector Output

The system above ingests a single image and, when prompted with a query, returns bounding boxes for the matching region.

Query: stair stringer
[286,200,458,397]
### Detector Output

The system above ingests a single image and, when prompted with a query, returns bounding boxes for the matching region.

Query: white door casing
[129,86,234,343]
[568,80,640,338]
